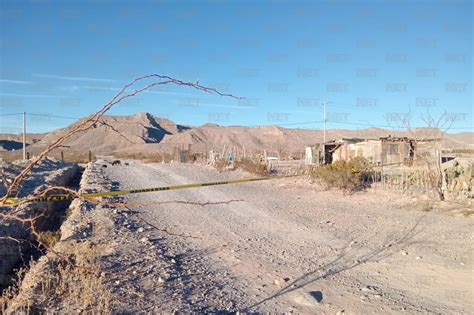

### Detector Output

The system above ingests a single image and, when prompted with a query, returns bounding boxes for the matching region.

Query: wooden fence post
[61,151,64,162]
[88,150,92,162]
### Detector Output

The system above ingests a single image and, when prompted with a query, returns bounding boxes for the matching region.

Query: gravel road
[101,160,473,314]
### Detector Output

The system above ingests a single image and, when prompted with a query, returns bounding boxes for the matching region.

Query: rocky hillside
[0,112,472,155]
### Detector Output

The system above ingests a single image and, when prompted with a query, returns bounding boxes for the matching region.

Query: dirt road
[101,160,473,314]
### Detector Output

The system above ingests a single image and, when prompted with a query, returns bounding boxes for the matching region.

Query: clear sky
[0,0,472,133]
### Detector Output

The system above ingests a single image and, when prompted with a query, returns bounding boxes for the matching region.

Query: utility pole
[323,101,327,143]
[22,111,26,160]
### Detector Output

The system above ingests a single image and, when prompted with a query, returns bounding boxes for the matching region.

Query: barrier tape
[3,174,301,206]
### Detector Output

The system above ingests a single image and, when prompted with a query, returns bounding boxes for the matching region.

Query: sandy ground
[93,160,473,314]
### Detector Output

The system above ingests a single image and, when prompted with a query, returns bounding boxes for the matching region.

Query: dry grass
[113,152,174,163]
[234,158,268,176]
[0,151,96,163]
[418,201,434,212]
[214,158,232,171]
[214,158,268,176]
[39,231,61,248]
[3,241,112,313]
[310,157,372,193]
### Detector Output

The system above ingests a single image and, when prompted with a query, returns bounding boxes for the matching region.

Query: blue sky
[0,0,472,133]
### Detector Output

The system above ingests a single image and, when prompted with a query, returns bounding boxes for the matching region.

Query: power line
[259,120,325,127]
[0,112,23,116]
[28,113,81,120]
[326,120,472,130]
[0,112,82,119]
[0,112,471,130]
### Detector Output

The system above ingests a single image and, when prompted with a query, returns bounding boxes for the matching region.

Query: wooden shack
[306,136,417,166]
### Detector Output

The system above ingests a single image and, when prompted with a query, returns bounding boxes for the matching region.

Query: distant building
[305,136,418,166]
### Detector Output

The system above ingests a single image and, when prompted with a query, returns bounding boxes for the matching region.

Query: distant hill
[0,112,472,156]
[0,133,46,152]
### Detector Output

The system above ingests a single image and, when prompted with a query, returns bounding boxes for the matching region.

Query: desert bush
[311,157,372,193]
[113,152,175,163]
[39,231,61,248]
[418,200,434,212]
[214,158,232,171]
[6,241,111,313]
[213,157,268,175]
[234,158,268,176]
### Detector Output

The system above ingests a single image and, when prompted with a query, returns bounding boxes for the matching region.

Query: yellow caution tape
[2,174,301,206]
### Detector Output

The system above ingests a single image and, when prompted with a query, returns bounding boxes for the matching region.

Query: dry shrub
[214,158,232,171]
[1,266,29,313]
[419,201,434,212]
[214,158,268,175]
[234,158,268,176]
[39,231,61,248]
[7,241,111,313]
[64,152,96,163]
[311,157,371,193]
[113,152,173,163]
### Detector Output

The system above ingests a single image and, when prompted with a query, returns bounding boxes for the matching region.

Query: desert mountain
[1,112,472,155]
[0,133,46,152]
[27,112,190,153]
